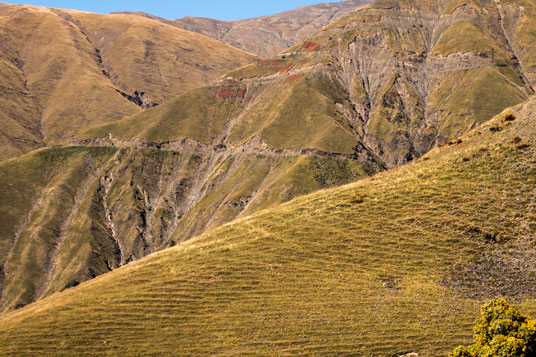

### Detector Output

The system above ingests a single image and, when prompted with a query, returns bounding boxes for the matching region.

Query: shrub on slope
[451,299,536,357]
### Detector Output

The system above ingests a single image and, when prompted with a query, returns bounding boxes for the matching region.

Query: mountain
[83,0,536,168]
[117,1,372,58]
[1,0,535,312]
[1,92,535,355]
[0,140,377,312]
[176,0,373,58]
[0,3,256,161]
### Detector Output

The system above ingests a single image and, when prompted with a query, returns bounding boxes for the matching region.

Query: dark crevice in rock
[493,1,535,93]
[0,267,4,302]
[115,89,158,109]
[97,176,123,266]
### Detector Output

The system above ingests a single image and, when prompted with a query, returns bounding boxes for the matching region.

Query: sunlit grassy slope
[82,0,536,169]
[0,144,375,312]
[81,72,362,156]
[0,3,256,161]
[1,96,535,354]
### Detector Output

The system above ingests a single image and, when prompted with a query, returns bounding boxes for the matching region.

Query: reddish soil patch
[218,88,246,99]
[244,95,253,105]
[303,42,319,53]
[258,59,293,73]
[283,74,303,83]
[366,14,383,21]
[278,65,292,73]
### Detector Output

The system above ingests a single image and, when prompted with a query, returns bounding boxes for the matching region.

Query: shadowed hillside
[1,92,535,355]
[0,3,256,161]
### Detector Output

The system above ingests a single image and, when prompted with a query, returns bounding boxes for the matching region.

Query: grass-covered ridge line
[1,97,535,355]
[227,72,357,154]
[81,70,366,157]
[80,0,536,170]
[82,86,246,144]
[0,3,256,161]
[0,144,376,312]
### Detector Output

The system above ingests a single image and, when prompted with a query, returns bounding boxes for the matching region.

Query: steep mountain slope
[83,0,536,169]
[1,94,535,355]
[176,0,373,58]
[0,143,377,312]
[2,0,535,312]
[0,3,256,161]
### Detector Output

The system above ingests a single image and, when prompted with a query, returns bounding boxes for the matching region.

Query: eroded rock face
[232,0,536,167]
[0,143,379,312]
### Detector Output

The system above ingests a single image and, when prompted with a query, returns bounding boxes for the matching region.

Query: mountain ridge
[118,0,373,58]
[1,93,535,355]
[0,2,256,161]
[1,0,536,316]
[82,0,536,167]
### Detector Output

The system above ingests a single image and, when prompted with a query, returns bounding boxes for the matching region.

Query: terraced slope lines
[1,93,536,356]
[0,3,256,161]
[0,143,377,312]
[3,0,536,312]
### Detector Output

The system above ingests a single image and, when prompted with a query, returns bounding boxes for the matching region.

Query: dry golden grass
[0,3,256,160]
[60,9,257,104]
[82,71,364,156]
[1,97,535,355]
[0,146,372,312]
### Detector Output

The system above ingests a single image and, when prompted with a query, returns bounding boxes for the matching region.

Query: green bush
[450,298,536,357]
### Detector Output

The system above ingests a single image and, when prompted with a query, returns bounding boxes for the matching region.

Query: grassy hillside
[0,56,43,161]
[2,0,536,343]
[40,0,536,320]
[1,95,535,355]
[82,0,536,169]
[0,147,119,311]
[0,143,377,312]
[0,3,256,161]
[81,71,364,156]
[57,9,256,105]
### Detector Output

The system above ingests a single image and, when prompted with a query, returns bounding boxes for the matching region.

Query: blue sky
[2,1,341,21]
